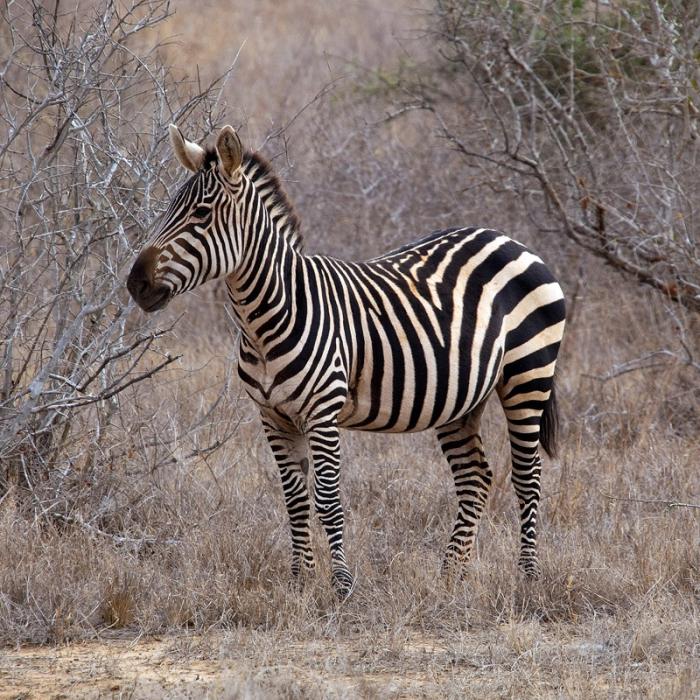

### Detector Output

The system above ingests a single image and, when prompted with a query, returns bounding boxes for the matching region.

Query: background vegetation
[1,0,698,696]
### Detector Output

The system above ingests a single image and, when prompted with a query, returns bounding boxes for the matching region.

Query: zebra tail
[539,381,559,459]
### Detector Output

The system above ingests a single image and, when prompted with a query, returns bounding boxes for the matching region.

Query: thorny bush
[0,0,238,535]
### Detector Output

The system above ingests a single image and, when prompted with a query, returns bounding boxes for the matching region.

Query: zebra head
[127,124,244,312]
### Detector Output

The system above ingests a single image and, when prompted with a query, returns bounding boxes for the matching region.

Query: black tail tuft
[540,381,559,459]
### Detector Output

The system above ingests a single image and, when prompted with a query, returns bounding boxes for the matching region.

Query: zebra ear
[169,124,205,172]
[216,125,243,179]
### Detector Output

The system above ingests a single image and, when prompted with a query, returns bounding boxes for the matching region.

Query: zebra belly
[335,378,490,433]
[335,342,500,433]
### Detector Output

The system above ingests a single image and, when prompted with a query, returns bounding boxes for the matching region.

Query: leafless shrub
[0,0,236,530]
[401,0,700,313]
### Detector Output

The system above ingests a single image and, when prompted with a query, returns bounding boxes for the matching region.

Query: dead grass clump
[102,575,138,629]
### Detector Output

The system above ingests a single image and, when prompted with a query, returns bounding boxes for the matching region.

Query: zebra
[127,124,566,596]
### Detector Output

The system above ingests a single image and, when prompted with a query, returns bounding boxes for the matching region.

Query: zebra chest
[235,352,322,426]
[236,336,350,425]
[238,356,295,405]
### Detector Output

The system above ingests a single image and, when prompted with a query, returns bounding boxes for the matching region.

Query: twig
[30,353,181,413]
[601,492,700,510]
[583,350,677,382]
[52,512,181,548]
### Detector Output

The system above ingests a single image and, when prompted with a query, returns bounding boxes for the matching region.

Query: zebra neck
[226,235,305,356]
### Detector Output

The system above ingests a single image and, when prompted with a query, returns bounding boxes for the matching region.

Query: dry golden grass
[1,1,699,697]
[1,276,697,696]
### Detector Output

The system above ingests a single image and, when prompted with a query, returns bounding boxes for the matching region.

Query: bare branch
[601,493,700,511]
[0,0,239,535]
[413,1,700,314]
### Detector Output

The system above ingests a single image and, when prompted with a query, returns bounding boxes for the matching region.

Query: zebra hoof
[332,570,354,600]
[441,550,469,583]
[518,558,542,579]
[290,561,316,590]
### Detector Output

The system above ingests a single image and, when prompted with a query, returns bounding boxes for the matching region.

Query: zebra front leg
[261,419,315,580]
[436,404,492,578]
[307,422,353,598]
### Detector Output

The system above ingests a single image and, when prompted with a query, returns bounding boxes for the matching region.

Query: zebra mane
[241,151,303,252]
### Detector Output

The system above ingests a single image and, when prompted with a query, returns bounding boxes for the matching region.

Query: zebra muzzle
[127,278,171,312]
[127,249,171,312]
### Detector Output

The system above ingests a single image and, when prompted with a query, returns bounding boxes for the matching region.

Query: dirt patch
[1,628,694,699]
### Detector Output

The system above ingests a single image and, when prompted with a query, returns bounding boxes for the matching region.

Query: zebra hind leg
[436,403,492,578]
[261,419,316,581]
[498,388,552,579]
[307,421,354,599]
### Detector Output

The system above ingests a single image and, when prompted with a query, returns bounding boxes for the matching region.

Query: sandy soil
[0,628,693,699]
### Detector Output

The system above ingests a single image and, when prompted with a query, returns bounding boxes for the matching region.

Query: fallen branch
[601,492,700,511]
[52,512,182,548]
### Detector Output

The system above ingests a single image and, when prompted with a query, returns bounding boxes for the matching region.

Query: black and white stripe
[128,125,566,595]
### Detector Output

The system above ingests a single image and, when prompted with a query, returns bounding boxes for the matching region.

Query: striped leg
[261,419,315,579]
[307,422,353,597]
[436,403,491,575]
[500,396,547,579]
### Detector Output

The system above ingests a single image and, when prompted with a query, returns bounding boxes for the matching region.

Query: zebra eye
[192,205,210,220]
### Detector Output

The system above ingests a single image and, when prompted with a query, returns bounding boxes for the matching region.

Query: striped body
[128,125,565,595]
[237,227,563,434]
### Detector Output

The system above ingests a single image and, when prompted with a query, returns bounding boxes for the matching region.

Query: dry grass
[1,278,697,695]
[1,0,699,697]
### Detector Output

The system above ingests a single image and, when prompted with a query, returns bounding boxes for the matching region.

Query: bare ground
[1,624,697,699]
